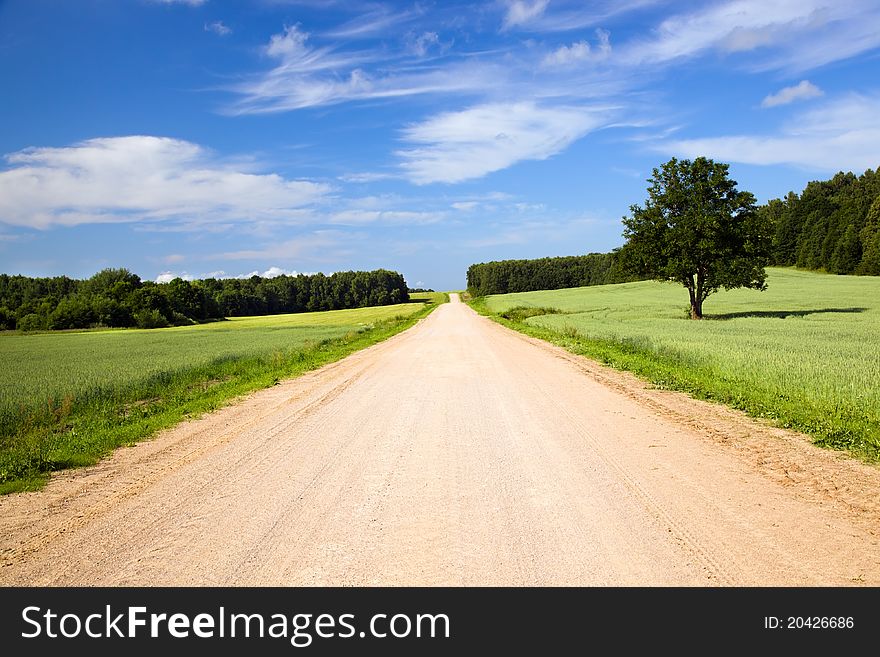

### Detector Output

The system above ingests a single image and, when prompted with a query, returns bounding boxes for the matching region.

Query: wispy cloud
[228,24,503,114]
[621,0,880,72]
[217,231,357,262]
[462,215,600,249]
[501,0,550,31]
[0,136,329,229]
[322,6,421,39]
[329,210,446,226]
[658,92,880,172]
[205,21,231,36]
[406,31,442,57]
[500,0,662,33]
[337,172,398,183]
[222,1,880,184]
[542,29,611,66]
[397,101,615,184]
[449,191,515,212]
[761,80,823,107]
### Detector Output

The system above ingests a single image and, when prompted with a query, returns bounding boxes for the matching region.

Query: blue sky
[1,0,879,290]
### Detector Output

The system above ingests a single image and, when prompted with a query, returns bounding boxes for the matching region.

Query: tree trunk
[689,273,704,319]
[686,286,701,319]
[691,269,706,319]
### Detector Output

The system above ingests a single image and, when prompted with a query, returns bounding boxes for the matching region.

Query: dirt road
[2,294,879,585]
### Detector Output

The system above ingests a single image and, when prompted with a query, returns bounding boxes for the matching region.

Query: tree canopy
[758,168,880,274]
[0,269,409,331]
[621,157,772,319]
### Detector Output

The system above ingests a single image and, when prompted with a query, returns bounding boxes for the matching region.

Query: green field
[474,269,880,460]
[0,293,445,492]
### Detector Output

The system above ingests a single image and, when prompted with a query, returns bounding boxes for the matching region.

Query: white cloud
[157,267,300,281]
[407,31,441,57]
[205,21,231,36]
[205,267,319,279]
[397,102,614,184]
[337,172,397,183]
[463,215,602,248]
[544,41,590,66]
[328,210,445,225]
[761,80,823,107]
[266,23,311,59]
[229,24,506,114]
[217,1,880,186]
[156,271,194,283]
[256,266,296,278]
[542,29,611,66]
[658,93,880,172]
[502,0,550,31]
[226,2,880,122]
[622,0,880,72]
[218,231,357,261]
[324,7,419,39]
[0,136,330,229]
[499,0,661,33]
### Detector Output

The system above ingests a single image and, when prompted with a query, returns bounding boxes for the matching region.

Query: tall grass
[0,293,444,492]
[474,269,880,461]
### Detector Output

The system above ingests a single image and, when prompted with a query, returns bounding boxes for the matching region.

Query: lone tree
[621,156,772,319]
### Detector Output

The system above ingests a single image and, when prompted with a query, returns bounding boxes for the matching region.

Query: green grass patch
[470,268,880,462]
[498,306,563,323]
[0,295,445,493]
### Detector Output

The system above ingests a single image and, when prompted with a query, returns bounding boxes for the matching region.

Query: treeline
[759,167,880,274]
[468,167,880,298]
[466,252,633,296]
[0,268,409,331]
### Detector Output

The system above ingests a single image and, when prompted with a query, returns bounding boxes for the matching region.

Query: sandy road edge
[464,301,880,531]
[0,302,446,567]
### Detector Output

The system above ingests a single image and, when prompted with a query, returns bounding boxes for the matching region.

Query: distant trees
[0,269,409,331]
[758,168,880,274]
[466,163,879,306]
[467,253,631,297]
[621,157,772,319]
[857,197,880,275]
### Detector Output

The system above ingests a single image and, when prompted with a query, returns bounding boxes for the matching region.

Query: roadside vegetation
[470,269,880,461]
[0,293,445,493]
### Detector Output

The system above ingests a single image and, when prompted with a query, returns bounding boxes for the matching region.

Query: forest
[468,167,880,297]
[760,167,880,274]
[0,269,409,331]
[466,252,633,297]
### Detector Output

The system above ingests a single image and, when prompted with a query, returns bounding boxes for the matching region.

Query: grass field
[0,293,445,492]
[473,269,880,461]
